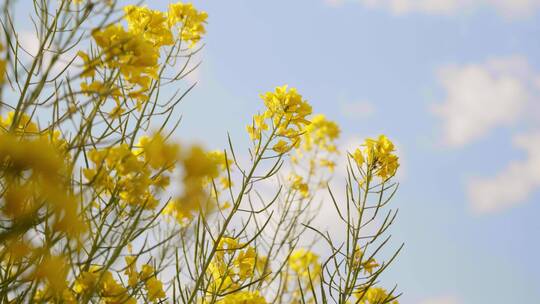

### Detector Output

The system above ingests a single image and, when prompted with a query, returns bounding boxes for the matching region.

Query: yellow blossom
[301,114,340,152]
[138,133,180,170]
[288,248,321,281]
[352,148,364,167]
[363,135,399,180]
[273,139,291,153]
[216,291,268,304]
[356,287,399,304]
[124,5,174,47]
[33,255,68,292]
[140,264,166,302]
[290,174,309,198]
[168,2,208,47]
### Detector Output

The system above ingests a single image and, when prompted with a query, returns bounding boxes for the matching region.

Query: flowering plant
[0,1,401,303]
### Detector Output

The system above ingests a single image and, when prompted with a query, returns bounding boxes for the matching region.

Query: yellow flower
[363,135,399,180]
[362,258,380,275]
[247,86,313,155]
[88,22,161,105]
[353,247,379,275]
[33,255,68,292]
[74,267,99,294]
[352,148,364,167]
[1,238,32,262]
[356,287,398,304]
[140,265,166,302]
[261,85,312,135]
[85,134,182,211]
[0,132,85,238]
[125,256,139,287]
[100,270,136,304]
[301,114,340,152]
[319,159,336,172]
[0,112,39,133]
[183,145,219,180]
[165,144,222,223]
[288,248,321,281]
[234,246,257,280]
[168,2,208,47]
[290,174,309,198]
[77,51,96,78]
[109,100,125,119]
[124,5,174,47]
[272,139,291,153]
[80,80,121,99]
[247,125,260,140]
[138,133,180,170]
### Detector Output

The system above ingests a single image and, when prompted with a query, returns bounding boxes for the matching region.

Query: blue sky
[15,0,540,303]
[168,1,540,303]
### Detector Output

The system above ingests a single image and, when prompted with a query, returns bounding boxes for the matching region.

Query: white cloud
[18,30,77,76]
[419,295,461,304]
[432,56,534,147]
[467,131,540,214]
[340,100,376,118]
[329,0,540,18]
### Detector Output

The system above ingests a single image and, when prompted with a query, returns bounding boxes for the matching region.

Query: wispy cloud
[326,0,540,18]
[17,30,78,76]
[432,56,536,147]
[468,131,540,214]
[431,56,540,213]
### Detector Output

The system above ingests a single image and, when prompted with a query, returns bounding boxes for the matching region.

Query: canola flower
[215,290,267,304]
[168,3,208,47]
[352,134,400,180]
[353,247,380,275]
[301,114,340,153]
[83,134,180,210]
[355,287,399,304]
[207,237,268,296]
[247,85,312,153]
[78,1,207,112]
[288,248,322,281]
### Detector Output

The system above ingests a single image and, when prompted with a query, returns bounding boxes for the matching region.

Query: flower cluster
[355,287,399,304]
[288,248,321,281]
[353,247,380,275]
[78,2,207,111]
[287,114,341,199]
[74,267,136,304]
[124,257,166,302]
[301,114,340,153]
[289,173,310,198]
[125,5,174,47]
[0,112,84,239]
[352,135,399,180]
[216,290,268,304]
[164,145,222,222]
[168,3,208,47]
[0,1,403,302]
[247,85,312,153]
[208,237,268,296]
[32,255,72,301]
[84,133,180,210]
